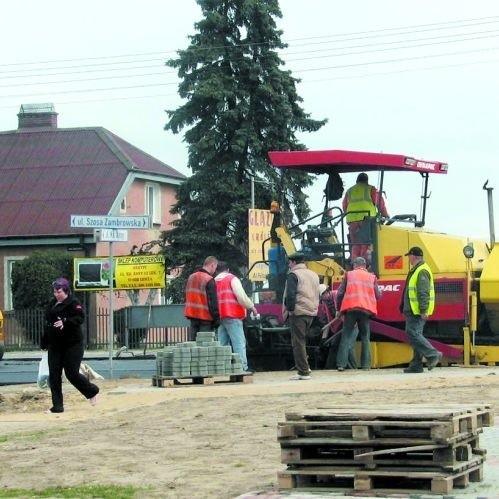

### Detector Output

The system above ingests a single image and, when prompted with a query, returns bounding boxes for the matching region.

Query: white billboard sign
[99,229,129,242]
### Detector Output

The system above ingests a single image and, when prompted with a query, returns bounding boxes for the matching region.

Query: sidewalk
[3,348,156,360]
[0,349,157,384]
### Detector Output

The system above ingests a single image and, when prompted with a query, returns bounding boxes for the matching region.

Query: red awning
[268,149,448,175]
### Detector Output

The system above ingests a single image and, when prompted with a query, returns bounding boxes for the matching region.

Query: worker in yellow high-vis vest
[399,246,442,373]
[342,172,389,263]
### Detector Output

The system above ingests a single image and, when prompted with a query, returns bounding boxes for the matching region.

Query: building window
[4,256,25,311]
[120,197,127,213]
[145,183,161,225]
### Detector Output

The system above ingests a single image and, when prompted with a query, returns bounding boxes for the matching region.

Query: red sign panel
[384,255,403,270]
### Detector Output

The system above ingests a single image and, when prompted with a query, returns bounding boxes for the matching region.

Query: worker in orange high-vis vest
[214,261,258,373]
[335,256,381,371]
[184,256,220,340]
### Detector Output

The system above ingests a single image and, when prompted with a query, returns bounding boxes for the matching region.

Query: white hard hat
[319,284,328,295]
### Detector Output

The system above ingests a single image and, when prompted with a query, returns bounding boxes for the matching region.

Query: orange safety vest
[339,268,377,315]
[216,274,246,319]
[184,271,214,321]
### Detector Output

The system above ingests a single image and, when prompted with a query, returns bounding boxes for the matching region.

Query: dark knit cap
[52,277,71,294]
[288,252,306,263]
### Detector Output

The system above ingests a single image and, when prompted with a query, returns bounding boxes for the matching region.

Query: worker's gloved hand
[250,309,260,320]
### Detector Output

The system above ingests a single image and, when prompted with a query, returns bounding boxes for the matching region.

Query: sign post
[71,215,151,378]
[108,242,114,377]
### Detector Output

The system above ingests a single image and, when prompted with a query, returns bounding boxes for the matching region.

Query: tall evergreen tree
[163,0,326,299]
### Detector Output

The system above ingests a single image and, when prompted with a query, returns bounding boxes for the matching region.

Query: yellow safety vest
[345,183,376,223]
[408,263,435,316]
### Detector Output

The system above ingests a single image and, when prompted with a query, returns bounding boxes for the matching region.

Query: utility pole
[483,180,496,248]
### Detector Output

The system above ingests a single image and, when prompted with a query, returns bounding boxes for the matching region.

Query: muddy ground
[0,367,498,498]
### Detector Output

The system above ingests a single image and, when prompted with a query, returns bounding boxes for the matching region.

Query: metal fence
[3,308,189,352]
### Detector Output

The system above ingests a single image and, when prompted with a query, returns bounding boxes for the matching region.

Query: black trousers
[188,319,215,341]
[48,342,99,410]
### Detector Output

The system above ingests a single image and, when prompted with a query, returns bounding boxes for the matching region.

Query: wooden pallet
[281,436,485,471]
[277,404,492,494]
[281,404,493,444]
[278,419,483,445]
[278,461,484,494]
[152,372,253,387]
[284,405,493,434]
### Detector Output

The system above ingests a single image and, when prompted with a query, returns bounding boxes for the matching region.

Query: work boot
[403,366,424,373]
[427,352,443,371]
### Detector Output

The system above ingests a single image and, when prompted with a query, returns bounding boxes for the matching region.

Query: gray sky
[2,1,498,240]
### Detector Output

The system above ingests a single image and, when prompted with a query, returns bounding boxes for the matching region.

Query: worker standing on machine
[400,246,442,373]
[343,172,389,262]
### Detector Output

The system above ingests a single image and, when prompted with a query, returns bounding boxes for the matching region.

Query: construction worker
[214,261,258,373]
[400,246,442,373]
[335,256,381,371]
[184,256,220,340]
[283,252,320,380]
[342,172,389,261]
[317,283,336,331]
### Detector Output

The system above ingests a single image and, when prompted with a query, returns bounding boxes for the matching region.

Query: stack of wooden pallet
[277,404,493,495]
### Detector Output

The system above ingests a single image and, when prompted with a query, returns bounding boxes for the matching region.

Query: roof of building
[0,125,186,238]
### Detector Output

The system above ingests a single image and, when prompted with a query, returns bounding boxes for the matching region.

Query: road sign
[70,215,150,229]
[115,255,165,289]
[69,213,150,378]
[100,229,128,242]
[73,255,165,290]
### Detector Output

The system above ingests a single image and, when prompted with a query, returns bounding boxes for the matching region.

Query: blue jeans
[337,310,371,369]
[404,312,439,368]
[217,318,248,371]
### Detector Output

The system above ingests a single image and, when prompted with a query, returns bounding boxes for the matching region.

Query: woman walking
[41,278,99,413]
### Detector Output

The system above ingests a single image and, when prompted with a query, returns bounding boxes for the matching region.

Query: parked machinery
[246,149,499,369]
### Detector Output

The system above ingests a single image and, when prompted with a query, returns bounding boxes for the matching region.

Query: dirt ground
[0,367,499,498]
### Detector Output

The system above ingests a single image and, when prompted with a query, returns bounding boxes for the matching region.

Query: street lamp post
[251,175,255,209]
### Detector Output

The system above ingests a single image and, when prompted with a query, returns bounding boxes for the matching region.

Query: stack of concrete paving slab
[155,332,243,377]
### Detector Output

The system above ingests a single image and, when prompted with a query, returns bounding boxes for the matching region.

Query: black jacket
[40,295,85,349]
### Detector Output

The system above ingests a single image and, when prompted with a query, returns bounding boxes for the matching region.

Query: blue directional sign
[70,215,150,229]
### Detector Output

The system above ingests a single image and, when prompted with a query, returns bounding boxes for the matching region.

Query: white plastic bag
[37,351,50,389]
